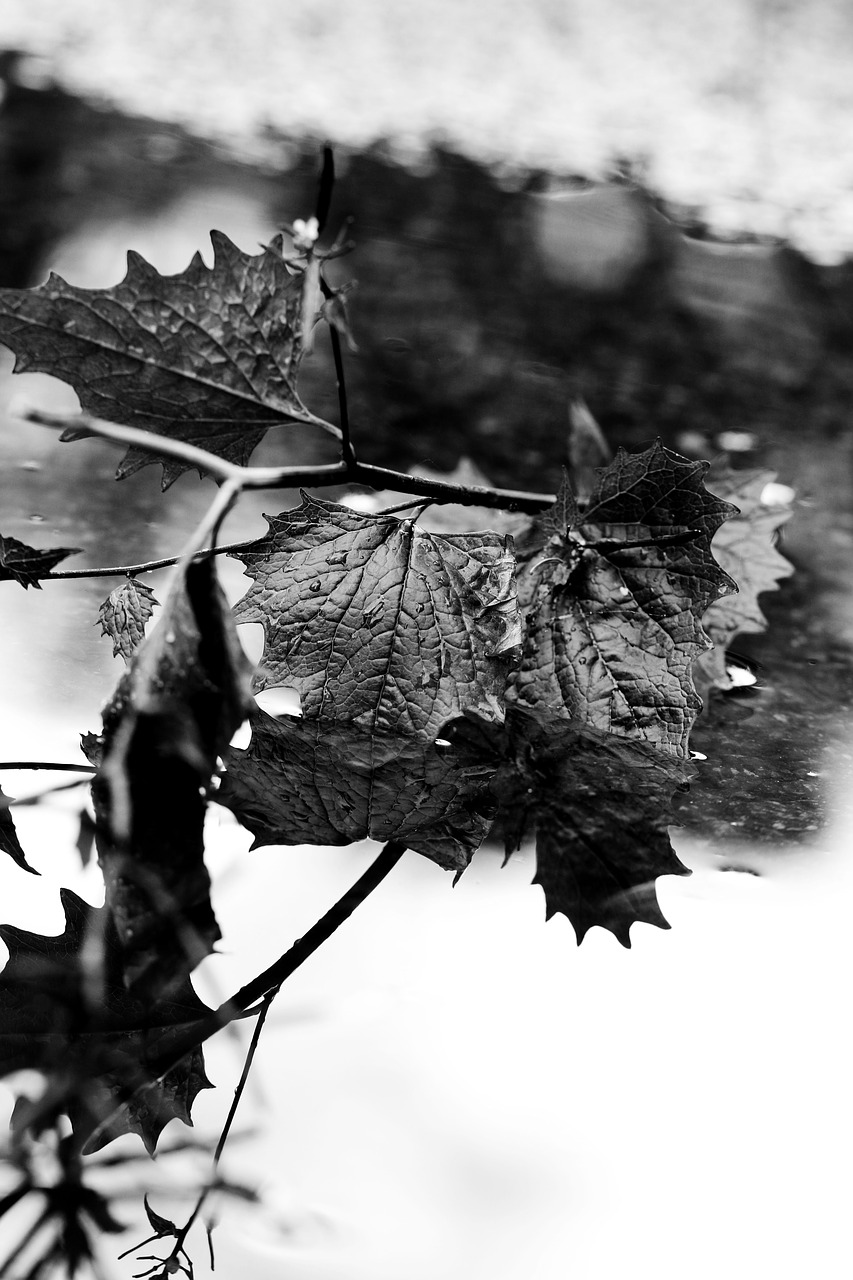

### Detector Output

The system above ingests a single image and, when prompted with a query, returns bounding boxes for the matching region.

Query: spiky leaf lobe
[0,232,335,486]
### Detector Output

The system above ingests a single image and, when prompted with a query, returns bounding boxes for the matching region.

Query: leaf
[97,579,158,663]
[231,493,520,737]
[512,441,738,757]
[0,786,37,874]
[0,232,334,487]
[218,707,497,871]
[449,708,691,946]
[0,888,213,1154]
[143,1195,178,1238]
[0,533,80,588]
[694,464,794,694]
[90,557,254,999]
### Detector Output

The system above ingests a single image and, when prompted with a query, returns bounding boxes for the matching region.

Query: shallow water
[1,172,852,1280]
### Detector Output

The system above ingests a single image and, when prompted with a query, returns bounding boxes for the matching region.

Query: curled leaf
[0,533,80,588]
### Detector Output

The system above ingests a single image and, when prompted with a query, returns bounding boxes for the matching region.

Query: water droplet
[309,580,321,592]
[28,513,45,523]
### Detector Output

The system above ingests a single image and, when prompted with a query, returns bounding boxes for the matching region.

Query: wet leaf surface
[97,579,158,664]
[512,441,737,756]
[0,232,332,486]
[231,493,521,737]
[218,707,497,871]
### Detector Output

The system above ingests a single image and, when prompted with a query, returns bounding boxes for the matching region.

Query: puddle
[1,145,852,1280]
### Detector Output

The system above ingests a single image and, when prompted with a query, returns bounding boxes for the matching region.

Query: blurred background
[1,4,853,1279]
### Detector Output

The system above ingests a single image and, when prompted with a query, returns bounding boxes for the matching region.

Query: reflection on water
[1,173,853,1279]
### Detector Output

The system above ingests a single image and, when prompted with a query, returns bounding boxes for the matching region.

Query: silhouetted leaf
[0,889,213,1154]
[449,707,691,946]
[695,464,794,694]
[0,786,37,874]
[0,233,335,487]
[232,494,520,736]
[219,707,497,870]
[90,557,254,999]
[97,579,158,663]
[0,533,80,588]
[143,1194,178,1237]
[512,441,737,756]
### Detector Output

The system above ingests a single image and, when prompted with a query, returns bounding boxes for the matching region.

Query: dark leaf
[0,888,213,1154]
[0,786,37,873]
[0,233,334,487]
[143,1194,178,1238]
[97,579,158,663]
[0,533,80,588]
[74,807,96,868]
[694,464,794,695]
[450,707,691,946]
[92,557,254,999]
[512,441,737,756]
[219,707,497,871]
[231,493,520,737]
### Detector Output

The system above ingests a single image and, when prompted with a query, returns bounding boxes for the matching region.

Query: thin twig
[170,985,281,1257]
[44,539,255,580]
[19,406,347,488]
[84,842,407,1158]
[320,275,356,469]
[0,761,96,772]
[147,841,406,1079]
[20,406,554,510]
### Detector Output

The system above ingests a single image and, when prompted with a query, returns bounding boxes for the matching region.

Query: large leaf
[694,464,794,693]
[87,557,254,999]
[0,232,334,487]
[0,533,80,588]
[231,494,521,737]
[218,707,497,871]
[512,441,737,756]
[0,889,213,1154]
[97,578,158,663]
[449,708,691,946]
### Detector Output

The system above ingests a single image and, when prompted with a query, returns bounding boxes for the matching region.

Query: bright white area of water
[2,778,851,1280]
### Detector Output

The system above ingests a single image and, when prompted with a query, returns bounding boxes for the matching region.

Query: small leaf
[0,232,334,487]
[0,533,80,588]
[231,493,520,737]
[512,441,737,757]
[143,1194,178,1238]
[0,785,37,873]
[97,579,158,663]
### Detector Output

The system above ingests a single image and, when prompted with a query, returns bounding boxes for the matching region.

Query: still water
[1,174,852,1280]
